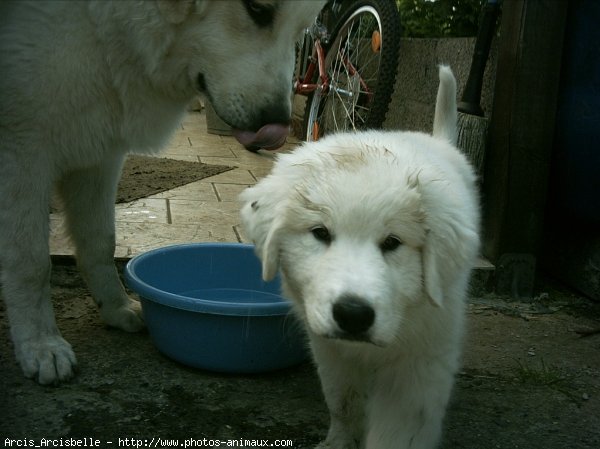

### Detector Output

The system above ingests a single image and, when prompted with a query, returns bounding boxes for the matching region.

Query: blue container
[124,243,308,373]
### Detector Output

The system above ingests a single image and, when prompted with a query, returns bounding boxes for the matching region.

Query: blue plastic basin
[124,243,307,373]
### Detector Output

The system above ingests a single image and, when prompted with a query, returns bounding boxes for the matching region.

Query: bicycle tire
[302,0,401,141]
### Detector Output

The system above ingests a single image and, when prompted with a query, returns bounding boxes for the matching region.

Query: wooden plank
[481,0,568,296]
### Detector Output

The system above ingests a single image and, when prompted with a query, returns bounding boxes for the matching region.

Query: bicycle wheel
[303,0,401,141]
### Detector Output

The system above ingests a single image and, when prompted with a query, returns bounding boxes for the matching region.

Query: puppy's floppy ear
[239,187,287,282]
[261,215,285,281]
[422,236,443,307]
[157,0,196,24]
[240,150,312,281]
[422,209,479,307]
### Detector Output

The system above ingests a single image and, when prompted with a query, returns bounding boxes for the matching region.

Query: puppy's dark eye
[380,235,403,253]
[311,226,332,245]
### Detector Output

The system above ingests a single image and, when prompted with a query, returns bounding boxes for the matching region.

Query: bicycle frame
[294,39,328,95]
[293,29,373,103]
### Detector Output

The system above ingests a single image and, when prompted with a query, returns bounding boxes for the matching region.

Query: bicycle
[294,0,401,142]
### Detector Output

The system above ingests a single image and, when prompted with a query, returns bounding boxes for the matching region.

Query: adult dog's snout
[332,295,375,336]
[254,102,291,132]
[232,102,291,151]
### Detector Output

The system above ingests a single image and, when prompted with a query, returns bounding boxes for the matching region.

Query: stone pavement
[49,107,290,259]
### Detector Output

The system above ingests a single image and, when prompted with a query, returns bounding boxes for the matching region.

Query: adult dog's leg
[366,359,456,449]
[0,165,77,384]
[311,338,365,449]
[57,154,144,332]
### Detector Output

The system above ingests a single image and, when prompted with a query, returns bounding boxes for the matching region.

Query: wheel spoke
[304,2,400,141]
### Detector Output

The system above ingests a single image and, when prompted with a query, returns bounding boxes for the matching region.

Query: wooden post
[481,0,568,297]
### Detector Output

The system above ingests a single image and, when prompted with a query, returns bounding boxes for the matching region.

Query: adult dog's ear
[157,0,198,24]
[422,210,479,307]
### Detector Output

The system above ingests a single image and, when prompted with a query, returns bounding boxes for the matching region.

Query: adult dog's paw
[17,336,77,385]
[315,441,355,449]
[100,298,145,332]
[315,443,331,449]
[315,436,359,449]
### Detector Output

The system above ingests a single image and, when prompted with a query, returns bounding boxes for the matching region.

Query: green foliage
[397,0,485,38]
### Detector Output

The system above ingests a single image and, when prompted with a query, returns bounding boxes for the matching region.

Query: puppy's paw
[17,336,77,385]
[101,298,145,332]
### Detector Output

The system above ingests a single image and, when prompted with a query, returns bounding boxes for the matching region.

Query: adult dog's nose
[332,295,375,335]
[232,102,291,151]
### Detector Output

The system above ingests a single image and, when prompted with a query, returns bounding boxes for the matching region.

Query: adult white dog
[241,66,480,448]
[0,0,325,385]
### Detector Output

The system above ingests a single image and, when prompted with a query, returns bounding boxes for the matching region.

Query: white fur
[0,0,325,384]
[240,66,480,449]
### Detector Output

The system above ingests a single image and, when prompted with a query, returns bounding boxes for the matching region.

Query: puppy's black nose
[333,295,375,335]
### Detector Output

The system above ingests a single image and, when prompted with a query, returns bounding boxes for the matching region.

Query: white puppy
[240,66,480,449]
[0,0,325,384]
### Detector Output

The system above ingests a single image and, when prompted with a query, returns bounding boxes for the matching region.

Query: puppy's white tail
[433,65,458,145]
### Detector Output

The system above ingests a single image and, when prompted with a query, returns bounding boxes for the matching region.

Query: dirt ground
[1,261,599,448]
